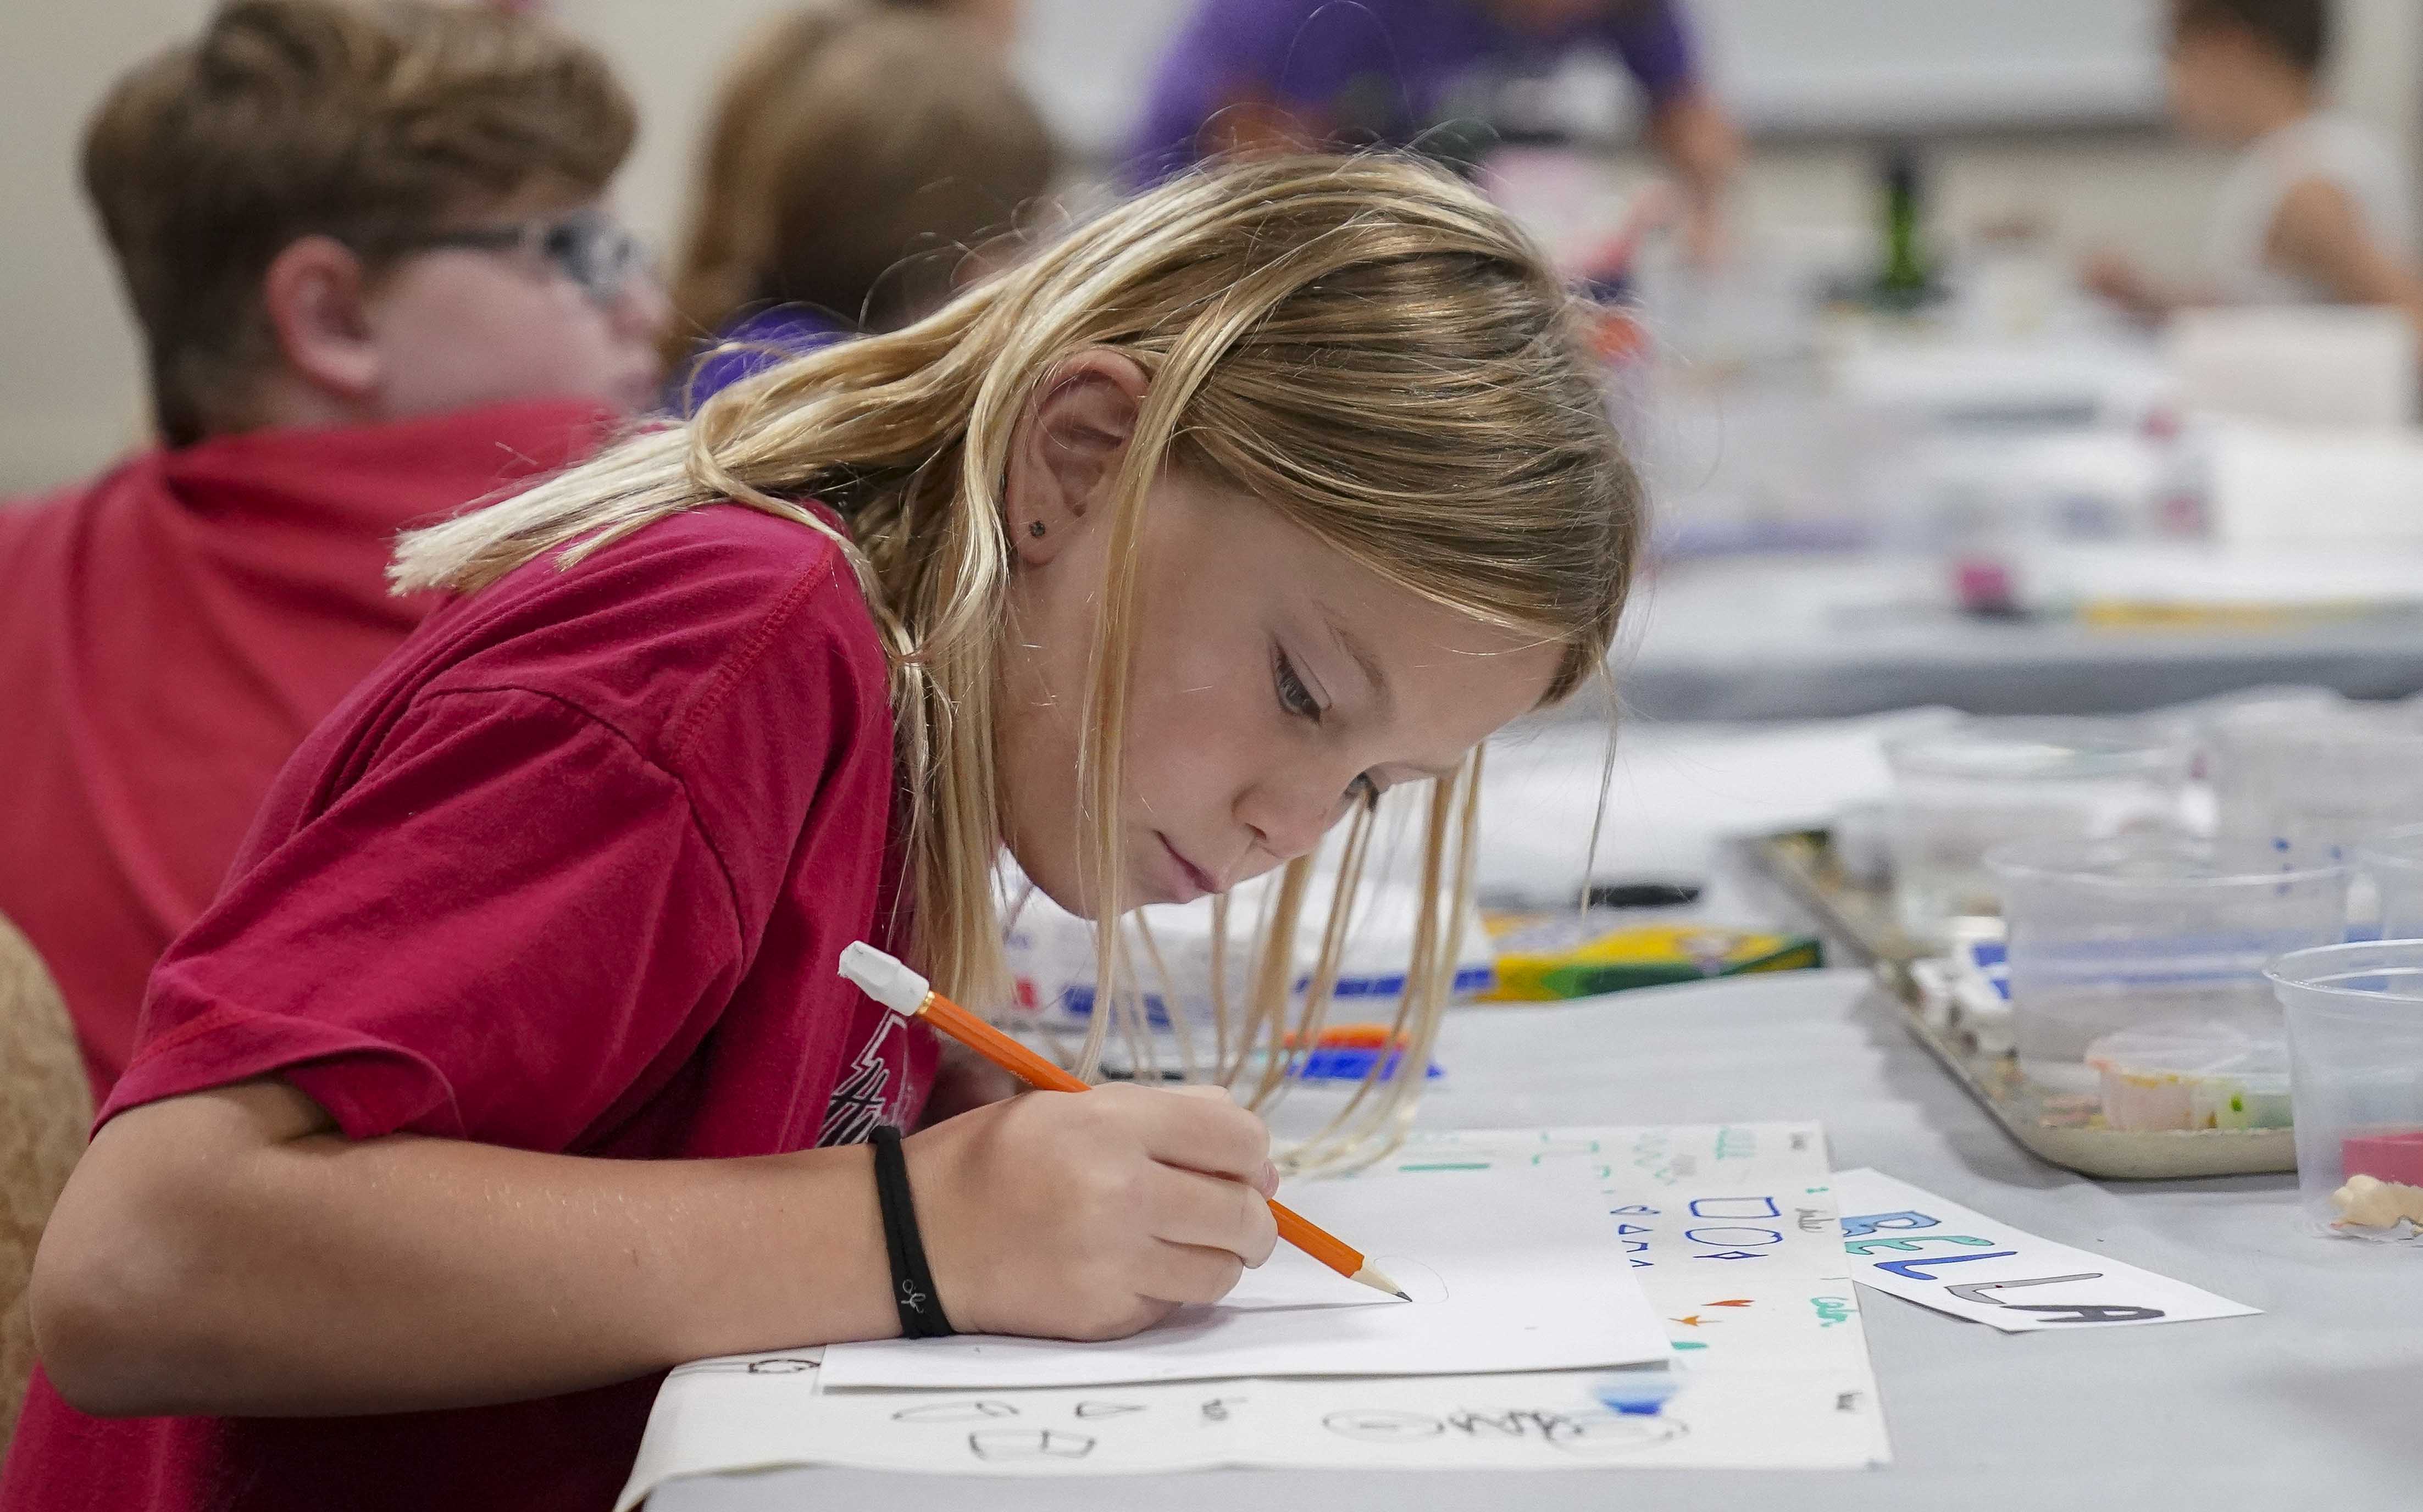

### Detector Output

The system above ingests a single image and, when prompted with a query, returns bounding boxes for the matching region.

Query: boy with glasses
[0,0,668,1102]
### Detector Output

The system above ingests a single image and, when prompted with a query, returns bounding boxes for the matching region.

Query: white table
[648,969,2423,1509]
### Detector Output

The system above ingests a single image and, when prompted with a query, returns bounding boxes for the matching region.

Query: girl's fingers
[1144,1164,1279,1265]
[1125,1086,1270,1183]
[1138,1238,1248,1308]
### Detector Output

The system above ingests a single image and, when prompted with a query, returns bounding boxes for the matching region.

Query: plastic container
[2357,823,2423,941]
[1884,718,2192,946]
[2267,940,2423,1243]
[2084,1026,2291,1132]
[1988,835,2346,1093]
[2212,701,2423,867]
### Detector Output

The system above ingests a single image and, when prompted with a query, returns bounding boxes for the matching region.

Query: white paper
[618,1362,1879,1498]
[617,1124,1887,1504]
[1834,1168,2259,1332]
[820,1163,1670,1388]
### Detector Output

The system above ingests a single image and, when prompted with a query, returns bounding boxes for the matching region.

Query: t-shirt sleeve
[103,687,746,1149]
[1598,0,1698,107]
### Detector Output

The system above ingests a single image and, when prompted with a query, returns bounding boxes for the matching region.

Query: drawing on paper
[1544,1415,1687,1458]
[967,1429,1096,1461]
[1323,1409,1446,1442]
[620,1125,1894,1503]
[892,1400,1018,1424]
[667,1354,819,1378]
[1322,1407,1683,1458]
[1365,1254,1450,1303]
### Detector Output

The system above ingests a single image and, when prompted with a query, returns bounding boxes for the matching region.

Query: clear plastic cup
[2267,941,2423,1243]
[1988,835,2347,1093]
[2212,701,2423,867]
[1884,718,2192,946]
[2357,824,2423,941]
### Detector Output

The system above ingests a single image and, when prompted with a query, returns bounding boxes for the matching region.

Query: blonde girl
[17,155,1638,1512]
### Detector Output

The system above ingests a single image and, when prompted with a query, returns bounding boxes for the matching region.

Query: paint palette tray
[1738,827,2296,1181]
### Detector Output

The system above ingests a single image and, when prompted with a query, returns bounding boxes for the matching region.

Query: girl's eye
[1276,650,1379,807]
[1274,649,1321,720]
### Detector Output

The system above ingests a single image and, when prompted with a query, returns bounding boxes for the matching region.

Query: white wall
[3,0,2417,492]
[0,0,213,493]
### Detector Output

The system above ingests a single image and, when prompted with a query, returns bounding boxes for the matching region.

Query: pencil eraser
[838,941,929,1016]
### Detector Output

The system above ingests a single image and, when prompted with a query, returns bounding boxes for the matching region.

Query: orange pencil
[839,940,1408,1300]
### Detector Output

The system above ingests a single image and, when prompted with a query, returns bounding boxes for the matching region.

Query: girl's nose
[1239,781,1345,864]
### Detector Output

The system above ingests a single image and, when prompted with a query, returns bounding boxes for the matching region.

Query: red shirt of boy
[0,399,615,1099]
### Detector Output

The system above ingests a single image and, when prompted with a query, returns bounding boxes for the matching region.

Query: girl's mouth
[1156,833,1218,900]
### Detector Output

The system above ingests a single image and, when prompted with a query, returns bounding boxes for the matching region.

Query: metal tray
[1738,829,2295,1180]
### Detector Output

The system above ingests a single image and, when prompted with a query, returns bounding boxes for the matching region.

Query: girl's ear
[1002,350,1151,565]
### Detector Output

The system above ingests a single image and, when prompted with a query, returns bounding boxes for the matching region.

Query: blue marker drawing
[1873,1250,2018,1281]
[1593,1373,1683,1418]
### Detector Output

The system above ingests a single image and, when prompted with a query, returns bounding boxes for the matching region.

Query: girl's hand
[916,1040,1024,1127]
[903,1084,1280,1341]
[2080,249,2164,321]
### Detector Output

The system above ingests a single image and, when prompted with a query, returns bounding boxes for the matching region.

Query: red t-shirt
[0,503,935,1512]
[0,399,615,1100]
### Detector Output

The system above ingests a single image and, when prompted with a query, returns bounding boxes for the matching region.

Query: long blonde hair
[396,154,1640,1166]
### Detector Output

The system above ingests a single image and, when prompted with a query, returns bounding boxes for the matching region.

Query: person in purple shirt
[1131,0,1739,261]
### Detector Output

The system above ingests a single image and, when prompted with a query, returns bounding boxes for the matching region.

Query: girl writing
[13,154,1640,1512]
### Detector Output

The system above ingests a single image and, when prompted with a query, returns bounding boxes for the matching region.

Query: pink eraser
[2341,1129,2423,1187]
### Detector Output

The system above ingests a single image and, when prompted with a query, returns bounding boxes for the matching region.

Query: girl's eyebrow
[1319,606,1391,715]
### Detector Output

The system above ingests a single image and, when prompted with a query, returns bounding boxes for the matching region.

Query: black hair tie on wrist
[869,1124,955,1338]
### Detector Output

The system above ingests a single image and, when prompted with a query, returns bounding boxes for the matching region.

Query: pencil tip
[1350,1263,1410,1299]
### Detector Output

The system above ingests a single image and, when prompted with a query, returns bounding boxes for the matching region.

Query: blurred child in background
[664,1,1055,406]
[1128,0,1738,263]
[2085,0,2423,326]
[0,0,667,1100]
[888,0,1023,52]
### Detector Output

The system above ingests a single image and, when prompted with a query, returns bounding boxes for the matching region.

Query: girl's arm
[1646,89,1740,268]
[2266,176,2423,340]
[33,1077,1277,1418]
[2078,249,2220,324]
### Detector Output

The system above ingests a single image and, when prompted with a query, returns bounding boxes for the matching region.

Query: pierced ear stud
[1027,520,1047,538]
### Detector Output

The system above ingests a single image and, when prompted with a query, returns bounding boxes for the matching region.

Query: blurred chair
[0,913,90,1450]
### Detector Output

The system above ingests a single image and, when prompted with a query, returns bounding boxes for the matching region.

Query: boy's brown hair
[81,0,637,447]
[664,2,1054,369]
[2174,0,2331,75]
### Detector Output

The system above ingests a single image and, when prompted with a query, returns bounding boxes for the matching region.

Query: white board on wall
[1012,0,2167,159]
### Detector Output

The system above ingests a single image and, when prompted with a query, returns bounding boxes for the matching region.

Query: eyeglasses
[374,208,655,309]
